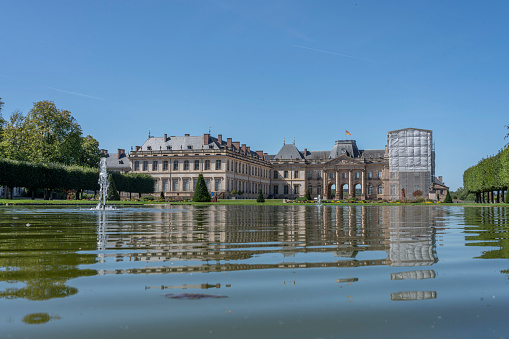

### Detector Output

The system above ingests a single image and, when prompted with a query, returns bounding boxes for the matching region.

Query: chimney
[304,148,307,156]
[246,146,250,154]
[227,138,232,149]
[164,134,167,142]
[100,149,108,155]
[256,151,264,158]
[185,133,190,136]
[218,134,222,144]
[241,144,246,153]
[438,176,443,183]
[204,133,210,145]
[263,152,268,159]
[135,146,141,151]
[233,142,240,151]
[118,149,125,158]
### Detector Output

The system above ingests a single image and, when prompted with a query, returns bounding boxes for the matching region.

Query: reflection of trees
[464,207,509,276]
[0,208,98,300]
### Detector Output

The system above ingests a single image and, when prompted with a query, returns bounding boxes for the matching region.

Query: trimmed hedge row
[463,147,509,202]
[0,159,154,196]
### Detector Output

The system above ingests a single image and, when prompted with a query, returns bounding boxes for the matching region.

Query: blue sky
[1,0,508,190]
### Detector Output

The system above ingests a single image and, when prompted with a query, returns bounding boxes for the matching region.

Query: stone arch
[354,183,362,198]
[327,182,336,200]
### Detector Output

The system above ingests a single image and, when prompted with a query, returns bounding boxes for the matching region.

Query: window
[147,146,152,151]
[216,160,221,170]
[317,171,322,180]
[134,161,139,171]
[329,172,334,179]
[163,180,169,192]
[153,180,158,191]
[284,171,288,178]
[294,171,299,178]
[307,185,313,195]
[173,160,178,171]
[193,178,198,190]
[166,146,172,150]
[368,185,373,195]
[368,170,373,179]
[355,171,360,179]
[163,161,168,171]
[284,185,289,195]
[205,160,210,170]
[294,185,299,195]
[274,171,278,179]
[183,179,189,191]
[308,171,313,180]
[205,179,210,191]
[152,161,158,171]
[378,185,383,194]
[317,185,322,196]
[143,161,148,171]
[273,185,279,195]
[183,160,189,170]
[209,145,213,149]
[172,179,179,191]
[194,160,199,170]
[378,171,382,179]
[187,145,192,150]
[215,179,221,191]
[342,172,347,179]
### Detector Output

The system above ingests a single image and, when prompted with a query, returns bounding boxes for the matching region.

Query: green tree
[0,110,30,160]
[306,188,311,200]
[193,174,211,202]
[257,188,265,203]
[444,190,453,203]
[107,174,120,201]
[79,135,101,167]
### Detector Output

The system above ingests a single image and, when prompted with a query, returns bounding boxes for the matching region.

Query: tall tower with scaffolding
[387,128,435,200]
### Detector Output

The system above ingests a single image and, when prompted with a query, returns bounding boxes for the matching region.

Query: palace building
[127,127,447,201]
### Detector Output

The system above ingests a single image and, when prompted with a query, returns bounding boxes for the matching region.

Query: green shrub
[444,190,453,203]
[193,174,211,202]
[107,174,120,201]
[257,189,265,203]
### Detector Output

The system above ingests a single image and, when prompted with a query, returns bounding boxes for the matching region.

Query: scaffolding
[388,128,433,200]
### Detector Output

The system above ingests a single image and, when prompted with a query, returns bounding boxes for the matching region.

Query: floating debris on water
[164,293,227,300]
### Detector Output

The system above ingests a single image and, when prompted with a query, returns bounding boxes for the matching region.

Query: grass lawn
[0,197,506,207]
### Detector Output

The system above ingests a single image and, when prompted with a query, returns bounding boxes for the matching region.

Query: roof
[105,152,131,171]
[141,136,221,151]
[361,149,386,159]
[274,144,304,160]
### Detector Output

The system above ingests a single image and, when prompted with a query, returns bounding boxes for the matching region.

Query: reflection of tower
[97,211,107,266]
[387,207,438,266]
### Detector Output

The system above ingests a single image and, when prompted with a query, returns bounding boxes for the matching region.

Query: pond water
[1,204,509,338]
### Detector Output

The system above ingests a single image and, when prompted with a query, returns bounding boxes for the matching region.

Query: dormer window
[147,146,152,151]
[209,145,213,149]
[187,145,192,150]
[167,146,172,150]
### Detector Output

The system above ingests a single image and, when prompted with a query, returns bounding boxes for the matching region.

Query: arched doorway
[342,184,349,199]
[327,183,336,200]
[354,183,362,198]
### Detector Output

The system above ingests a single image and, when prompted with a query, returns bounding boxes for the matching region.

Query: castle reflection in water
[96,205,442,275]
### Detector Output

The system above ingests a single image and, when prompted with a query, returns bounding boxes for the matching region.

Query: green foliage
[306,188,311,200]
[444,190,453,203]
[79,135,101,167]
[193,174,211,202]
[464,146,509,197]
[257,189,265,203]
[107,174,120,201]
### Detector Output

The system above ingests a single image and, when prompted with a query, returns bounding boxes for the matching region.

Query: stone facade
[128,128,445,200]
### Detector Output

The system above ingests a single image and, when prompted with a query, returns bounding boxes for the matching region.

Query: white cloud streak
[46,87,104,100]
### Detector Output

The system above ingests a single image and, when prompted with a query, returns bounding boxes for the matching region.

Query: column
[323,170,327,199]
[335,170,340,200]
[348,170,353,198]
[361,169,366,200]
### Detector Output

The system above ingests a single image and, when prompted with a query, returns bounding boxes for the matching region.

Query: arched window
[378,185,383,194]
[368,185,373,195]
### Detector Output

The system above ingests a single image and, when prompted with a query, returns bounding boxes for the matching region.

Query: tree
[107,174,120,201]
[444,190,453,203]
[257,188,265,203]
[192,174,211,202]
[79,135,101,167]
[306,188,311,200]
[0,110,30,160]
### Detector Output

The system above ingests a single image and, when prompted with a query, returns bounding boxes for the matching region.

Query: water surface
[1,204,508,338]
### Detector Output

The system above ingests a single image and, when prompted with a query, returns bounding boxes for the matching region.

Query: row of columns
[322,168,366,200]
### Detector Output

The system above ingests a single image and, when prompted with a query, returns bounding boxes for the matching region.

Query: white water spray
[317,194,322,207]
[96,158,109,210]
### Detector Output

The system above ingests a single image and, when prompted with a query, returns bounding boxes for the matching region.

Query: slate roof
[141,136,222,151]
[105,152,131,171]
[329,140,360,158]
[274,144,304,160]
[361,150,386,159]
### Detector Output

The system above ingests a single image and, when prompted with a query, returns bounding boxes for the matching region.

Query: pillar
[361,169,366,200]
[348,170,353,198]
[335,170,340,200]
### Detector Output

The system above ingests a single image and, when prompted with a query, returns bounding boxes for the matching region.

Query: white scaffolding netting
[388,129,433,200]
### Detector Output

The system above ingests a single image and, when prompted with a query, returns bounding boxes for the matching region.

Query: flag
[345,130,351,136]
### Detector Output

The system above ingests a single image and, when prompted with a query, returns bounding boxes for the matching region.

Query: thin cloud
[46,87,104,100]
[292,45,370,62]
